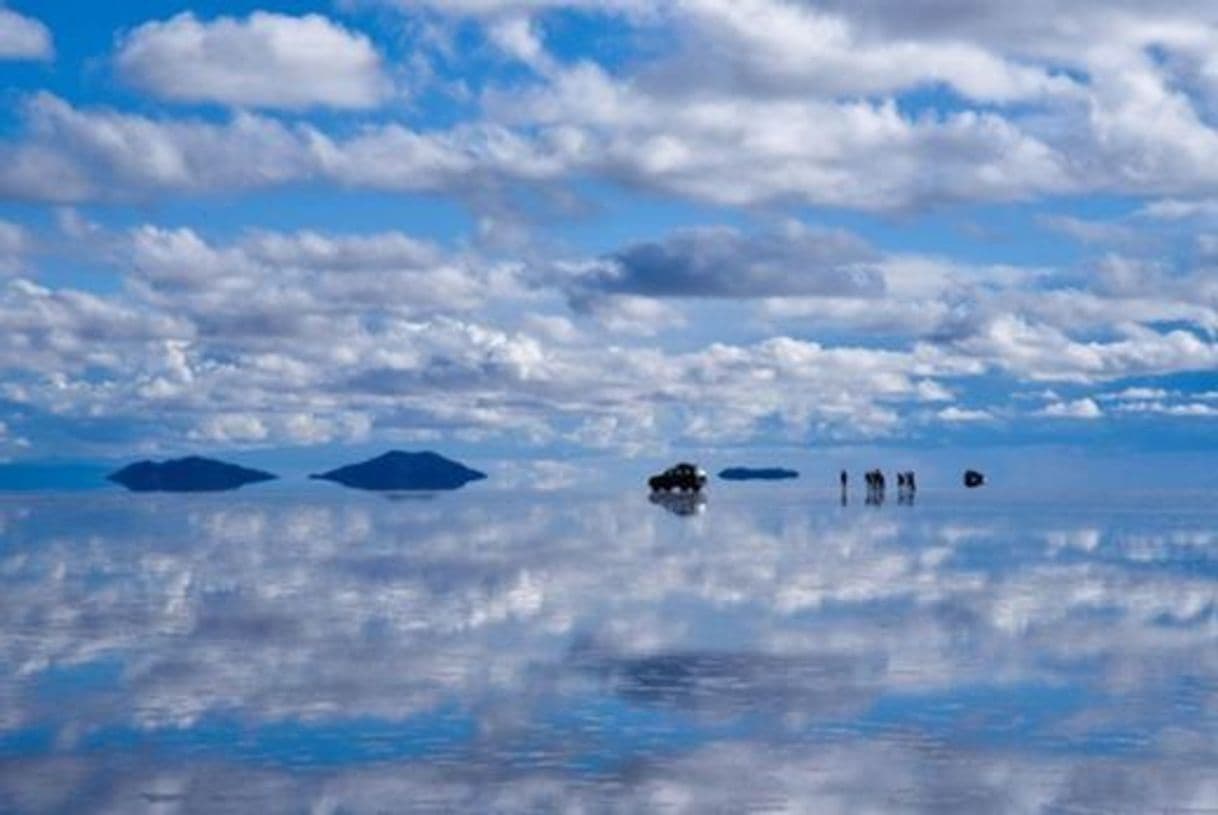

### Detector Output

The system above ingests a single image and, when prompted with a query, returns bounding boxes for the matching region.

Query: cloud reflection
[1,491,1217,811]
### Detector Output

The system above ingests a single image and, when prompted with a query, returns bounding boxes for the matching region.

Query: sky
[2,0,1218,467]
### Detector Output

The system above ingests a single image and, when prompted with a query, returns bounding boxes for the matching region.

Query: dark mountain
[718,467,800,481]
[311,451,487,491]
[108,456,277,493]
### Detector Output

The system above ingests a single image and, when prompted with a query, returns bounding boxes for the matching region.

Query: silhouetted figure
[839,469,848,505]
[894,470,917,505]
[865,468,885,505]
[895,470,914,505]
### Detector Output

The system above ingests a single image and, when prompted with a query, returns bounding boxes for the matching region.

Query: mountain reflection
[2,491,1218,812]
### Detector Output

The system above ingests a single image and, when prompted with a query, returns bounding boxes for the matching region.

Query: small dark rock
[108,456,277,493]
[964,470,986,488]
[718,467,799,481]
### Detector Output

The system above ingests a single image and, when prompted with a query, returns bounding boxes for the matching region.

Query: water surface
[1,486,1216,812]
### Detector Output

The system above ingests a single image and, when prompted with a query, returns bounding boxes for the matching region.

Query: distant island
[108,456,277,493]
[718,467,800,481]
[311,450,487,491]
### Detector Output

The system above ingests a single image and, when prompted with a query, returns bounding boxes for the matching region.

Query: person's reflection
[865,469,885,506]
[896,471,916,505]
[649,490,708,517]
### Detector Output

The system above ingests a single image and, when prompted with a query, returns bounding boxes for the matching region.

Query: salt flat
[1,486,1216,813]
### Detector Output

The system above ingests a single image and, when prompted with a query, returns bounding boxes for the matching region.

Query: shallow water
[2,486,1217,813]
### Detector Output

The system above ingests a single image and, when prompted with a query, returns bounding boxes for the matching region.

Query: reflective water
[2,487,1218,813]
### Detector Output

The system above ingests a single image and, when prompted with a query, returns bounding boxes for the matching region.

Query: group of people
[839,469,916,505]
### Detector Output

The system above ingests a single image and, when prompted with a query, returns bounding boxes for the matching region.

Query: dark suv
[648,463,708,493]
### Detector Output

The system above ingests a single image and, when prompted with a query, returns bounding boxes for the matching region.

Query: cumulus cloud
[1038,397,1103,419]
[937,405,993,423]
[0,222,978,450]
[0,0,1207,221]
[0,219,28,275]
[494,62,1071,210]
[8,1,1218,212]
[7,2,1218,450]
[0,7,52,60]
[572,223,882,300]
[115,12,390,110]
[659,0,1081,103]
[2,211,1218,452]
[0,94,315,202]
[957,317,1218,383]
[0,94,578,204]
[1114,400,1218,418]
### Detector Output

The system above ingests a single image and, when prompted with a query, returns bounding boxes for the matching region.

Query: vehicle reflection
[649,489,708,516]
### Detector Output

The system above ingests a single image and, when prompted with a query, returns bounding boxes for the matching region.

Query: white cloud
[667,0,1080,104]
[958,317,1218,383]
[190,413,269,443]
[1115,400,1218,418]
[493,62,1071,210]
[4,211,1218,451]
[7,0,1218,217]
[1102,387,1171,401]
[572,223,882,300]
[0,221,983,450]
[1038,397,1103,419]
[12,0,1218,450]
[0,95,576,204]
[0,8,52,60]
[937,406,993,423]
[0,219,28,275]
[0,94,315,202]
[1137,198,1218,220]
[116,12,390,110]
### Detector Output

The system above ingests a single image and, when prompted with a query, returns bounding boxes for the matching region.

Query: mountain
[718,467,800,481]
[108,456,277,493]
[310,451,487,491]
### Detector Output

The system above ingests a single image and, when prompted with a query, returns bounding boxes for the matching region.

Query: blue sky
[2,0,1218,466]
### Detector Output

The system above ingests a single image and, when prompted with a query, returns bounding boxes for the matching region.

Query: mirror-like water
[2,487,1217,813]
